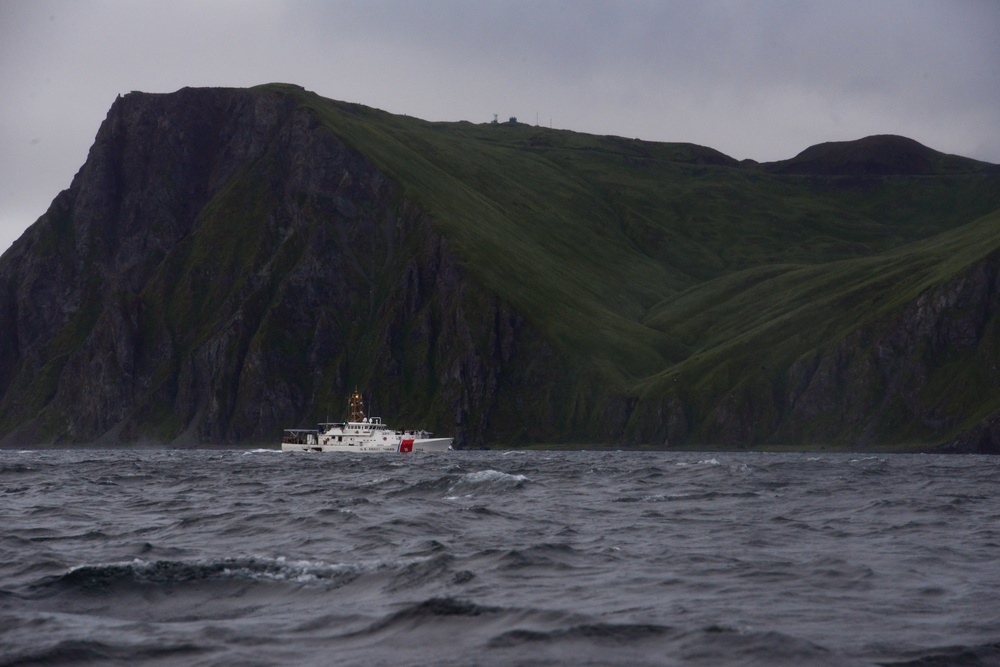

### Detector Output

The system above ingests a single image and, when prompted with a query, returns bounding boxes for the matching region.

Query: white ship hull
[281,435,453,453]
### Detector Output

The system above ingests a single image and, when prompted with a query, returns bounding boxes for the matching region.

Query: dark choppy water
[1,450,999,666]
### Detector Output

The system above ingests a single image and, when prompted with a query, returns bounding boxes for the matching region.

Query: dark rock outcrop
[0,87,571,447]
[781,252,1000,448]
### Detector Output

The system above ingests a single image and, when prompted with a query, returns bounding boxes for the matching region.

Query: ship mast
[348,389,366,422]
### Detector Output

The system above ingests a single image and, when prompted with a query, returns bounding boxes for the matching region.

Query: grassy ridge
[257,85,1000,445]
[640,206,1000,389]
[292,93,678,381]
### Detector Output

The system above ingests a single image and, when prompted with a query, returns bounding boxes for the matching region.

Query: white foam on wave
[240,554,437,583]
[444,469,529,499]
[242,448,282,455]
[462,469,529,484]
[231,555,351,583]
[676,458,721,467]
[67,553,433,585]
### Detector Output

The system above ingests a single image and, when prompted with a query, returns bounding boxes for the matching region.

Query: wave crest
[34,554,429,594]
[447,469,529,497]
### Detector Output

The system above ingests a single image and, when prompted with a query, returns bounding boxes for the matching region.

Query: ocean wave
[471,543,590,573]
[345,595,589,637]
[383,596,501,622]
[612,490,761,503]
[31,554,433,594]
[463,469,530,485]
[4,449,998,667]
[0,463,36,474]
[445,469,529,498]
[0,637,207,667]
[880,640,1000,667]
[674,457,722,467]
[337,596,509,641]
[488,621,673,647]
[490,622,852,666]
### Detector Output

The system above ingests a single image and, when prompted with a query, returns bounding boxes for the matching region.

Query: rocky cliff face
[778,252,1000,452]
[628,249,1000,452]
[0,87,577,447]
[2,86,998,450]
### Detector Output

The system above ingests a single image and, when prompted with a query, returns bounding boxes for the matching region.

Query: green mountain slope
[2,84,999,450]
[280,86,1000,377]
[286,85,1000,449]
[633,207,1000,443]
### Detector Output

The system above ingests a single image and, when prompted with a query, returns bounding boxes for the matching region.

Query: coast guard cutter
[281,391,453,453]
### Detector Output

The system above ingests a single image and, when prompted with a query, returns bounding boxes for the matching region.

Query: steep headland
[1,84,999,450]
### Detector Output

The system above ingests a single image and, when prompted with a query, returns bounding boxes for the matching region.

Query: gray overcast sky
[2,0,999,254]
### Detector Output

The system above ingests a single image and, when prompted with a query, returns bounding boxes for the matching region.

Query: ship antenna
[349,388,365,422]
